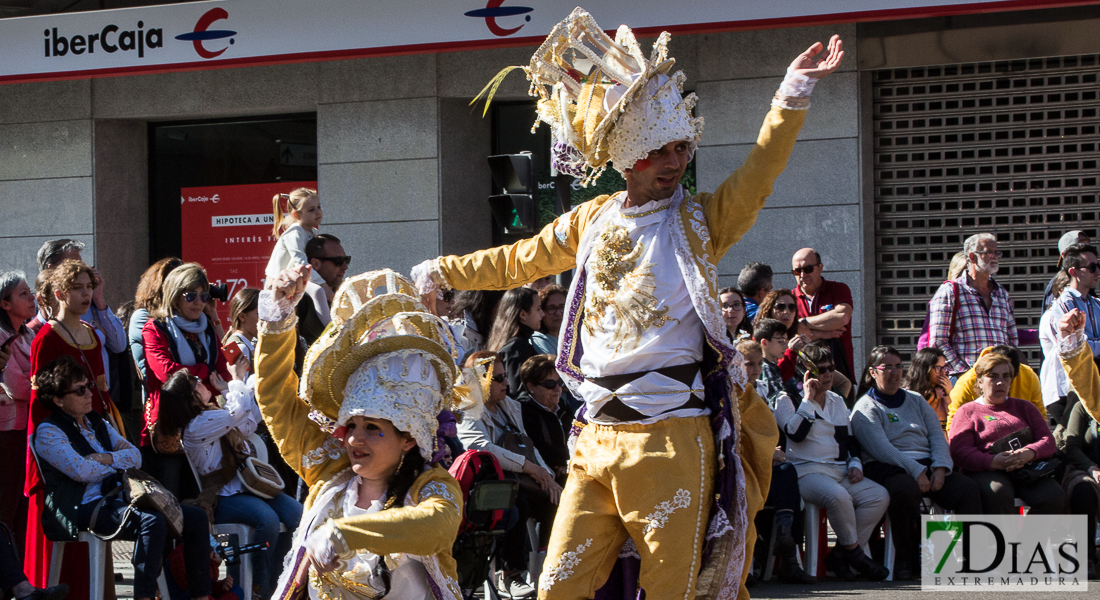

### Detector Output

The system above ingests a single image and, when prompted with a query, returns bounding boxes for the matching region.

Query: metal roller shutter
[873,55,1100,363]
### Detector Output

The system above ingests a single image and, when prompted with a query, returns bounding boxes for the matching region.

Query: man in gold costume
[412,8,844,599]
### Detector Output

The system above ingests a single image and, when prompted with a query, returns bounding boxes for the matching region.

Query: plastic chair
[185,438,261,595]
[49,532,170,600]
[803,503,894,580]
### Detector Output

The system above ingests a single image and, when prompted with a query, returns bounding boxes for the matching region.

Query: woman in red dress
[25,260,125,599]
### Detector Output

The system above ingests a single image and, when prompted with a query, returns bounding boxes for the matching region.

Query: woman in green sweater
[851,345,982,580]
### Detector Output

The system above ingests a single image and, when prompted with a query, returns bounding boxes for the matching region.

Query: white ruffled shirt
[182,376,262,496]
[310,476,433,600]
[577,191,706,425]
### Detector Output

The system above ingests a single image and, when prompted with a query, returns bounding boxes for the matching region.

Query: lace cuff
[305,519,353,568]
[258,289,302,322]
[410,258,450,296]
[772,68,817,111]
[1059,330,1088,358]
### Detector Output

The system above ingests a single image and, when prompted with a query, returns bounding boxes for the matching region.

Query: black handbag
[989,427,1062,484]
[493,410,545,496]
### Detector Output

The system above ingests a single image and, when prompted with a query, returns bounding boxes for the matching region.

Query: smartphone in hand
[221,342,243,364]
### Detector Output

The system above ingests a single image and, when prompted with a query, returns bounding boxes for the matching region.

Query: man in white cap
[1043,230,1092,313]
[413,8,842,599]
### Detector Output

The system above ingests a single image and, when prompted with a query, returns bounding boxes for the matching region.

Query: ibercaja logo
[922,515,1088,591]
[43,7,235,60]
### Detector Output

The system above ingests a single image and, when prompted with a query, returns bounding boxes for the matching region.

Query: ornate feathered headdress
[473,7,703,185]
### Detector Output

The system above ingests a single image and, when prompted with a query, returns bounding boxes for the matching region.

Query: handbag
[149,427,184,455]
[220,427,286,499]
[90,468,185,540]
[493,409,545,496]
[238,456,286,499]
[989,427,1062,484]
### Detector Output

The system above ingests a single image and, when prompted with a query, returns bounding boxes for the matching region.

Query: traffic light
[487,152,537,234]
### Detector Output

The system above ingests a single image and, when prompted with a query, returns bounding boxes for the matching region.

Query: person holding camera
[773,342,890,581]
[141,263,232,496]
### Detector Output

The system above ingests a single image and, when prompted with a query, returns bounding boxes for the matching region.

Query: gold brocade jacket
[430,104,804,600]
[255,317,464,599]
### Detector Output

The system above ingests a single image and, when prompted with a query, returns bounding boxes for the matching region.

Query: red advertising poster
[180,181,317,324]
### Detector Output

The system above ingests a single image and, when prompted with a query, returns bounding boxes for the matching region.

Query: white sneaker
[495,571,536,599]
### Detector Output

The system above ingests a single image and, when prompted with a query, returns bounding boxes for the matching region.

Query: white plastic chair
[803,502,894,580]
[49,532,170,600]
[184,431,287,596]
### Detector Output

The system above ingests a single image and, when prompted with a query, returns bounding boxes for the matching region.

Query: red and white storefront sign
[0,0,1093,84]
[180,181,316,324]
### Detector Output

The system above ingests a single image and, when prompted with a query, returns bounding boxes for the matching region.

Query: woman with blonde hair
[141,263,234,495]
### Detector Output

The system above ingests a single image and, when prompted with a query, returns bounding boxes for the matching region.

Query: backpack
[917,280,960,351]
[448,449,510,534]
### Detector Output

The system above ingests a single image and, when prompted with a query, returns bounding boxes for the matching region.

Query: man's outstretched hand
[789,35,844,80]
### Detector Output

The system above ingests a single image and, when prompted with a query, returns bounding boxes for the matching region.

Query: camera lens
[209,283,230,302]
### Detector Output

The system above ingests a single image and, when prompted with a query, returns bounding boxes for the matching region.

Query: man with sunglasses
[928,233,1017,377]
[1043,242,1100,427]
[791,248,854,381]
[297,234,350,350]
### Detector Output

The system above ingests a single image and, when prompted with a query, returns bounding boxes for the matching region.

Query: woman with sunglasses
[851,346,982,580]
[902,348,954,429]
[141,263,233,496]
[756,289,854,401]
[773,342,890,581]
[457,351,560,597]
[33,355,214,600]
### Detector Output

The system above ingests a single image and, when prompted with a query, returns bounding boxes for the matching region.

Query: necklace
[52,318,89,347]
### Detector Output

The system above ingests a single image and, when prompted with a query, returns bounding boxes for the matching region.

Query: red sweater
[141,319,229,446]
[947,396,1056,472]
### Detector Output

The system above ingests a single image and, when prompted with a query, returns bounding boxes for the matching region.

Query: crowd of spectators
[2,226,1100,600]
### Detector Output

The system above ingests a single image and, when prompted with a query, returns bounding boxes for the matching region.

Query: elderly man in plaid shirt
[928,233,1018,376]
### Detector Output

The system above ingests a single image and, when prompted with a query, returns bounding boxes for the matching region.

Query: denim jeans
[215,492,303,597]
[78,499,211,598]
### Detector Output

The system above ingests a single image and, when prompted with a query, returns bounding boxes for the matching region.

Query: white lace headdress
[473,7,703,185]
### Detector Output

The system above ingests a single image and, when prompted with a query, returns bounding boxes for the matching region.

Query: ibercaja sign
[922,515,1088,591]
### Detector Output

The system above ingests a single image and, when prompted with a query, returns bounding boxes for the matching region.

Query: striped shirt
[928,274,1018,375]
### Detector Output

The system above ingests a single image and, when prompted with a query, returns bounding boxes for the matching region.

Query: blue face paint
[379,432,384,437]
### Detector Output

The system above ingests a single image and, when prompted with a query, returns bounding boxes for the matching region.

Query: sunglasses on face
[1079,262,1100,274]
[490,374,506,384]
[64,383,93,397]
[441,290,455,303]
[192,376,202,389]
[721,302,744,311]
[792,264,819,276]
[181,291,212,303]
[872,364,905,373]
[318,255,352,267]
[534,379,563,391]
[815,364,837,373]
[775,303,797,312]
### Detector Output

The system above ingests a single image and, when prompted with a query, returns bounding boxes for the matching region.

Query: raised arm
[1059,308,1100,423]
[704,36,843,257]
[413,197,606,296]
[255,266,348,488]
